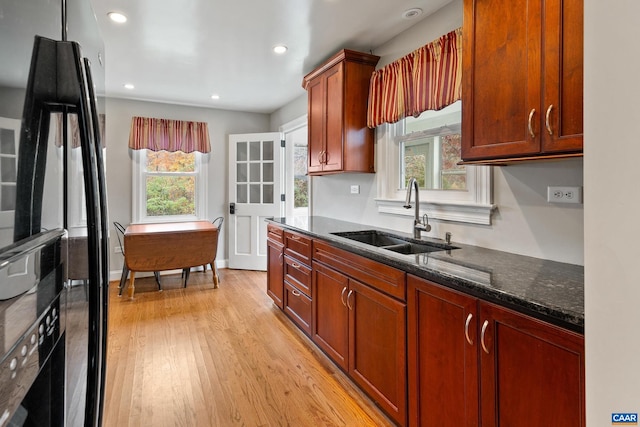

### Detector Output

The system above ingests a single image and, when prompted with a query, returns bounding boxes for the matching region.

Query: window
[376,101,494,225]
[400,103,465,191]
[132,149,207,223]
[282,115,310,217]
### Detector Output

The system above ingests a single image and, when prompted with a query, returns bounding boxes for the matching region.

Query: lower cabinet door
[479,302,585,427]
[349,279,407,426]
[407,276,479,427]
[266,240,284,309]
[312,262,349,370]
[283,281,312,336]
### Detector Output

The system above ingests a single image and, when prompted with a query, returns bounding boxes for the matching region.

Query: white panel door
[228,133,282,270]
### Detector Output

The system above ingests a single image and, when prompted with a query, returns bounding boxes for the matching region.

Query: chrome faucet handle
[445,232,452,245]
[421,213,432,232]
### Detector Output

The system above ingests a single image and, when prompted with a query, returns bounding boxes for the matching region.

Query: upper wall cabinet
[302,50,379,175]
[461,0,583,163]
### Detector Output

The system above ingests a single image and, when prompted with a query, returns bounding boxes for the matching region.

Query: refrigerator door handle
[82,56,110,427]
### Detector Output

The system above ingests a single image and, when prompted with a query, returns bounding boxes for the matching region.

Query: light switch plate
[350,185,360,194]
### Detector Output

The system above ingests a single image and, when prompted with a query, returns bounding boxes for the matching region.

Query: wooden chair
[114,221,161,296]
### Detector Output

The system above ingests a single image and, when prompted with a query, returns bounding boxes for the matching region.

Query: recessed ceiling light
[108,12,128,23]
[273,45,288,54]
[211,94,220,100]
[124,83,134,90]
[402,8,423,19]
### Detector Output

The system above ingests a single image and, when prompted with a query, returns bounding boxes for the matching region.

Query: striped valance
[128,116,211,153]
[367,27,462,128]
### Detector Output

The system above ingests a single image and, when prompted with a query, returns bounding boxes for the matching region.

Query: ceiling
[90,0,453,114]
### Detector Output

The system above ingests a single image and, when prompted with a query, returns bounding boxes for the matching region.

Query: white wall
[277,0,584,266]
[105,97,270,275]
[584,0,640,422]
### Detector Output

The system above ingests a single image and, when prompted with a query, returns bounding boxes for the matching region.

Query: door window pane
[250,163,261,182]
[237,184,247,203]
[263,184,273,204]
[250,184,261,203]
[237,142,247,161]
[250,141,261,161]
[237,163,247,183]
[263,163,273,182]
[263,140,273,161]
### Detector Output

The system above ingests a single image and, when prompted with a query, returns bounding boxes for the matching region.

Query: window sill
[375,198,496,225]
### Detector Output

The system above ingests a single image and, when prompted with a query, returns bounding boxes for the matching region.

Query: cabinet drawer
[267,224,284,244]
[284,281,312,336]
[284,255,311,297]
[313,240,406,301]
[284,231,312,265]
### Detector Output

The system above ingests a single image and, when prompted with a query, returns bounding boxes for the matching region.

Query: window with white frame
[132,149,207,223]
[376,101,494,225]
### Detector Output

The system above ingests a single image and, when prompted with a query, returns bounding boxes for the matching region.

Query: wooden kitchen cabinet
[302,49,379,175]
[407,276,478,427]
[312,256,407,426]
[266,228,284,309]
[461,0,583,162]
[407,275,585,426]
[282,230,313,335]
[479,301,585,427]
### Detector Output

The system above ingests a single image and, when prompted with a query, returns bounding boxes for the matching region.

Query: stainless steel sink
[331,230,458,254]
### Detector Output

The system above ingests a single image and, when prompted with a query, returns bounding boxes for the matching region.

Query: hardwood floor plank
[104,270,394,426]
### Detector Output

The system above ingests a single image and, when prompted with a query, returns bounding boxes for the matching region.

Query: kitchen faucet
[404,177,431,239]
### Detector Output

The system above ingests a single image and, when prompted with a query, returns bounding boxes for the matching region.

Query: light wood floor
[104,268,394,427]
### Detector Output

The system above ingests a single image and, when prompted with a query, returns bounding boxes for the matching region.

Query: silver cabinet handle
[346,290,354,310]
[324,150,329,164]
[465,313,474,345]
[528,108,536,139]
[317,151,324,164]
[291,262,301,269]
[291,289,301,297]
[289,234,300,240]
[545,104,554,135]
[278,253,283,263]
[480,320,490,354]
[341,287,347,307]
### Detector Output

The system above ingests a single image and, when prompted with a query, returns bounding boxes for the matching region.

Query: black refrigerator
[0,0,109,426]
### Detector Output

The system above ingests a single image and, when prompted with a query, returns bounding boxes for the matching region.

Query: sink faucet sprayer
[404,177,431,239]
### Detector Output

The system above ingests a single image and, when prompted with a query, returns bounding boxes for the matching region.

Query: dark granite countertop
[267,216,584,333]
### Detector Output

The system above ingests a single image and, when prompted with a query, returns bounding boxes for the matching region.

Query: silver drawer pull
[341,287,347,307]
[480,320,490,354]
[545,104,554,135]
[291,289,301,297]
[465,313,473,345]
[528,108,536,139]
[346,290,354,310]
[291,262,301,269]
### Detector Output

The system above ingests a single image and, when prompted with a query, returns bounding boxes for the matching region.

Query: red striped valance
[367,28,462,128]
[128,116,211,153]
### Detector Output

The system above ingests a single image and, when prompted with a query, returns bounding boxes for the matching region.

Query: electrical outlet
[547,186,582,204]
[350,185,360,194]
[115,246,123,253]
